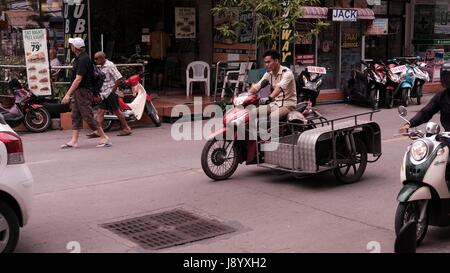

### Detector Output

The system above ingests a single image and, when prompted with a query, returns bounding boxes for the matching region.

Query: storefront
[295,2,376,92]
[413,0,450,83]
[63,0,213,92]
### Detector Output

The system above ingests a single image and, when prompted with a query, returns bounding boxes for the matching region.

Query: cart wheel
[333,138,368,184]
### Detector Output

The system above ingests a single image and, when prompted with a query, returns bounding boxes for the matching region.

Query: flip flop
[96,141,112,148]
[86,132,100,138]
[61,143,78,149]
[117,131,132,136]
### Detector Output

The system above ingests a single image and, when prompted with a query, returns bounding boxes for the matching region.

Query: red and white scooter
[102,73,161,131]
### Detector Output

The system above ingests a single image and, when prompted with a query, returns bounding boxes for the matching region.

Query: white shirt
[254,65,297,107]
[99,60,123,99]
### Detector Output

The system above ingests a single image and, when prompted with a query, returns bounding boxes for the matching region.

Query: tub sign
[22,29,52,96]
[332,9,358,22]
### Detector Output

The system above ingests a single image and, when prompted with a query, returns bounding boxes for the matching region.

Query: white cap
[68,37,85,49]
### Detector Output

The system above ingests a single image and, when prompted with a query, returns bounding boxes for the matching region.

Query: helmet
[440,61,450,89]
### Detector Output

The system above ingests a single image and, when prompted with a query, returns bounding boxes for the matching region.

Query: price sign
[307,66,327,74]
[23,29,52,96]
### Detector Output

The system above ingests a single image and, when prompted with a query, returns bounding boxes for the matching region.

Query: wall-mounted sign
[332,9,358,22]
[23,29,52,96]
[366,18,389,35]
[175,7,196,39]
[342,32,359,48]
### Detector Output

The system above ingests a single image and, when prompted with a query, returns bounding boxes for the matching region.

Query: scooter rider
[399,62,450,133]
[248,49,297,122]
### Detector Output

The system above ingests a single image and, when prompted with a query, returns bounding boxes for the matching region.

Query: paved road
[15,94,450,253]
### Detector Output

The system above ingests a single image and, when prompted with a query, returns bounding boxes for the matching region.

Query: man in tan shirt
[248,49,297,121]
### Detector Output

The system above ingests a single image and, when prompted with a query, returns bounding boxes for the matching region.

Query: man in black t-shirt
[61,37,111,148]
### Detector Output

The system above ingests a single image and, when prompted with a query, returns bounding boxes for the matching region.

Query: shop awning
[357,8,375,20]
[301,6,328,19]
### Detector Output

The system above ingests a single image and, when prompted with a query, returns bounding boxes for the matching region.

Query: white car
[0,114,33,253]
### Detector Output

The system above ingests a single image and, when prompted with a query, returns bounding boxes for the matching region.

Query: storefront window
[317,24,338,89]
[340,22,362,90]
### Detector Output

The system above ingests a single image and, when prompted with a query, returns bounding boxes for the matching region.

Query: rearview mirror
[398,106,408,117]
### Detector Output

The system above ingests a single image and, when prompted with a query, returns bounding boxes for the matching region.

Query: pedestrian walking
[61,37,111,148]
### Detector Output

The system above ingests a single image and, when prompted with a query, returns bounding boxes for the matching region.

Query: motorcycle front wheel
[24,107,51,133]
[369,89,379,110]
[385,91,394,109]
[402,88,411,107]
[201,139,240,181]
[395,201,429,246]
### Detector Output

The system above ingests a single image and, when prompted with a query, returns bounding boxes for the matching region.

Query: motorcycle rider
[399,62,450,133]
[248,49,297,126]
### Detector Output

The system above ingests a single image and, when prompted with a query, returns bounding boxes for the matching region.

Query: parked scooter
[410,58,430,105]
[102,73,161,131]
[395,106,450,246]
[345,59,386,110]
[296,63,325,107]
[384,59,415,108]
[0,78,52,133]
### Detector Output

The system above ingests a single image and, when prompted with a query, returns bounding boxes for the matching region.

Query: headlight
[410,140,428,161]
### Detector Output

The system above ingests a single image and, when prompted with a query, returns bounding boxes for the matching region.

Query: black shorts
[149,58,166,74]
[99,92,119,111]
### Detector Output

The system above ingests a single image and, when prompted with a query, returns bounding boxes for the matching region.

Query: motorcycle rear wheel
[147,101,162,127]
[101,111,114,132]
[23,108,51,133]
[201,139,239,181]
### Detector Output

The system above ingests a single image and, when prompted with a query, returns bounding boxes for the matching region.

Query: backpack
[92,64,106,96]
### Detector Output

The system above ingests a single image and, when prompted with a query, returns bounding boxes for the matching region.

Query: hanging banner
[280,1,294,67]
[22,29,52,96]
[175,7,196,39]
[63,0,89,64]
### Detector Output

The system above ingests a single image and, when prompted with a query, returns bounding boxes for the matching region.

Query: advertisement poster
[366,18,388,35]
[63,0,89,65]
[22,29,52,97]
[434,0,450,34]
[175,7,196,39]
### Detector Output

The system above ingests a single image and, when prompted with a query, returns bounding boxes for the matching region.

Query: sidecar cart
[258,111,382,184]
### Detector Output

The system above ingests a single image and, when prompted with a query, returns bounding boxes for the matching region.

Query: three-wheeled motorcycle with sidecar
[201,92,382,184]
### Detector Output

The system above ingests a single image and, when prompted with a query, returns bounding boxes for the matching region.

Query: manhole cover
[101,209,236,250]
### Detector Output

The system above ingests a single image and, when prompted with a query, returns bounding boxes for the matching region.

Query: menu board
[22,29,52,96]
[175,7,196,39]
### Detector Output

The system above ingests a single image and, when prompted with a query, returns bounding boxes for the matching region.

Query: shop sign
[63,0,89,64]
[307,66,327,74]
[390,65,407,75]
[239,11,255,43]
[366,18,388,35]
[280,26,294,66]
[175,7,196,39]
[332,9,358,22]
[342,32,359,48]
[22,29,52,97]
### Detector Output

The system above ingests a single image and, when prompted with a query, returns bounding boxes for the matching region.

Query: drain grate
[101,209,236,250]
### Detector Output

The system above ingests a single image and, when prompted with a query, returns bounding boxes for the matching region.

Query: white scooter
[102,73,161,131]
[395,106,450,246]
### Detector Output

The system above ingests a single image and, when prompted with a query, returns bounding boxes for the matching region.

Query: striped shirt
[99,60,123,99]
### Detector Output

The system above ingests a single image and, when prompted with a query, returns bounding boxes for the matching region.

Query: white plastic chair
[221,62,253,98]
[186,61,210,96]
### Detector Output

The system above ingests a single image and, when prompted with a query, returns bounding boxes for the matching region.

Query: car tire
[0,199,20,253]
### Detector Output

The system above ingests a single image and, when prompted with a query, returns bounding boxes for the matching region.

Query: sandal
[61,143,78,149]
[86,132,100,138]
[96,141,112,148]
[117,131,132,136]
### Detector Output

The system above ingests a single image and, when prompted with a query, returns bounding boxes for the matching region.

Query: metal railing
[0,63,146,87]
[213,60,256,102]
